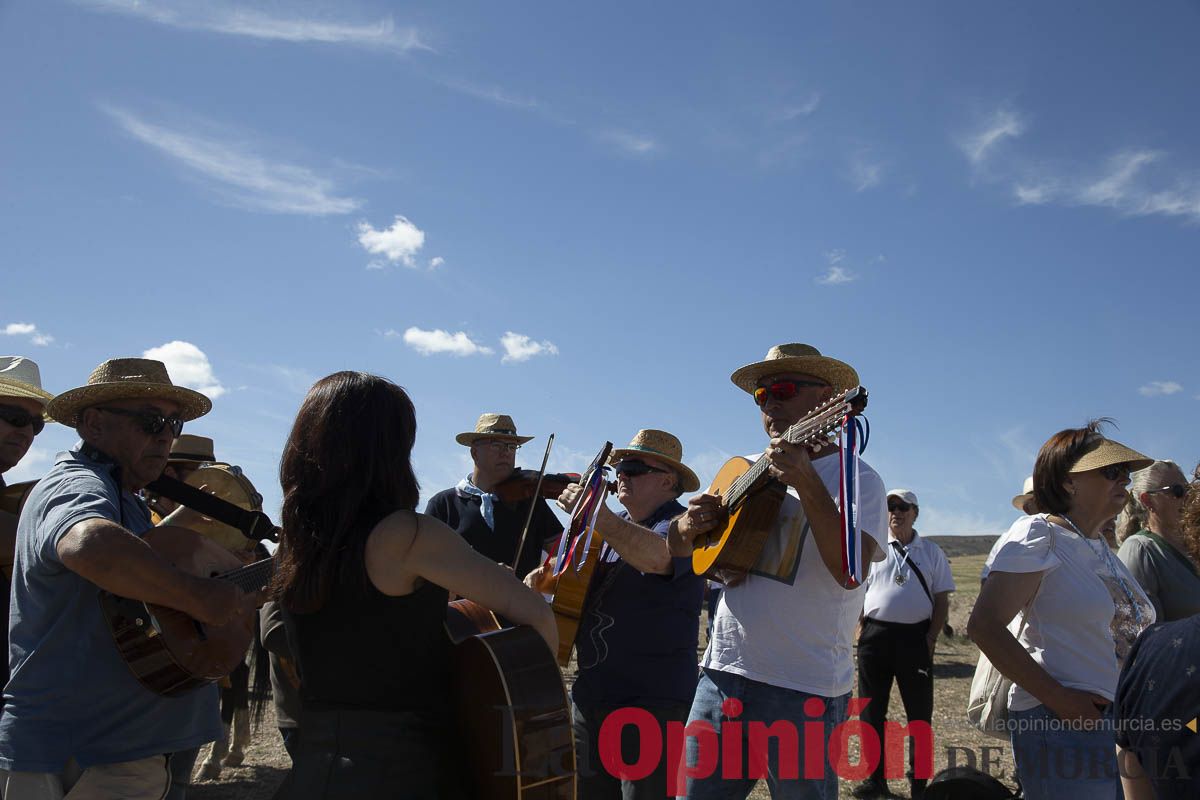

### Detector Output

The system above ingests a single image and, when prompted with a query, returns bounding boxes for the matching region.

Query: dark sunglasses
[887,501,914,512]
[97,407,184,438]
[614,460,668,478]
[1148,484,1187,499]
[0,404,45,435]
[1098,463,1131,482]
[753,379,828,407]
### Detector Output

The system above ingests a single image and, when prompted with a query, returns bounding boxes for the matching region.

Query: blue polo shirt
[0,446,220,772]
[572,499,704,707]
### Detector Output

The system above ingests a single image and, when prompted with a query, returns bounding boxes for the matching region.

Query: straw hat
[455,413,534,446]
[0,356,54,406]
[1069,436,1152,474]
[1011,476,1035,511]
[609,429,700,492]
[730,343,860,394]
[48,358,212,425]
[169,434,215,464]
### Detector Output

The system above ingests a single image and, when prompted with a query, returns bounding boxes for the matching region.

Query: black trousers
[856,617,933,784]
[571,700,692,800]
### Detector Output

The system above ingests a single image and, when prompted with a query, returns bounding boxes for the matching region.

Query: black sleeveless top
[283,528,451,713]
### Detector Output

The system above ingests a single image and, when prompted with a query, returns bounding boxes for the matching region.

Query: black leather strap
[146,474,279,542]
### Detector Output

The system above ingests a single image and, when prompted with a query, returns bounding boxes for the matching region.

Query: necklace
[1060,514,1144,625]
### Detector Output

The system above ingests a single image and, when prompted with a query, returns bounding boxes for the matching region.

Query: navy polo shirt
[424,487,562,579]
[572,499,704,707]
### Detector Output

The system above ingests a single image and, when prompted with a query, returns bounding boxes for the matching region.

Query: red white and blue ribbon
[552,443,612,577]
[838,415,869,586]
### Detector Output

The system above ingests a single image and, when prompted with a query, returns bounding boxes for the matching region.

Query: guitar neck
[219,557,275,594]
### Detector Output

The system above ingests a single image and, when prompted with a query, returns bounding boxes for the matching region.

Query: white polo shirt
[861,530,955,624]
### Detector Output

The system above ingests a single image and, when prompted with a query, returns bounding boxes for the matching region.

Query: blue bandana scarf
[456,476,500,531]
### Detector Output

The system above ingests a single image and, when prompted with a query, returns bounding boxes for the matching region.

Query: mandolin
[692,387,868,580]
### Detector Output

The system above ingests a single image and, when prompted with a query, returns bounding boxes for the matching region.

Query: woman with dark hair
[968,421,1155,800]
[273,371,557,799]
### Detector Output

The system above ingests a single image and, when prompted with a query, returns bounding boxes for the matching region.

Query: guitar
[692,386,869,579]
[100,525,271,696]
[447,609,577,799]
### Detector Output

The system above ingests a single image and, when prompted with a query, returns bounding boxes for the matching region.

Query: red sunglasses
[753,380,828,407]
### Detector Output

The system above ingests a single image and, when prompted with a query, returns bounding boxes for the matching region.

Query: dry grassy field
[189,553,1013,800]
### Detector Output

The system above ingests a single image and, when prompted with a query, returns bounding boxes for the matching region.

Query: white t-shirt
[703,452,887,697]
[984,515,1155,712]
[862,531,956,624]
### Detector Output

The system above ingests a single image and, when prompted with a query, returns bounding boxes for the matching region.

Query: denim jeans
[679,668,848,800]
[1009,704,1121,800]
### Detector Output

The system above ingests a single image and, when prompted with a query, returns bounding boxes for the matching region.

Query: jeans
[163,747,200,800]
[1009,704,1121,800]
[680,668,848,800]
[573,700,692,799]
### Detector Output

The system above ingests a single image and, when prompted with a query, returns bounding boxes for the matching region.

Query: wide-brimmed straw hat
[0,356,54,408]
[48,358,212,425]
[730,343,860,394]
[169,434,215,464]
[1068,436,1153,474]
[1011,476,1035,511]
[609,429,700,492]
[455,413,534,446]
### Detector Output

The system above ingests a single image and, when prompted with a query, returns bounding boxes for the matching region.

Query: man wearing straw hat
[146,434,216,523]
[670,343,887,800]
[0,356,55,716]
[548,429,706,800]
[0,358,246,799]
[426,412,563,579]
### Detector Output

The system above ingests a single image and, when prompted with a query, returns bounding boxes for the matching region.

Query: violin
[492,469,582,504]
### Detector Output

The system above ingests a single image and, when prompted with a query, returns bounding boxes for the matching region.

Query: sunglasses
[0,404,45,435]
[97,407,184,438]
[1147,484,1187,499]
[615,460,668,478]
[1098,463,1132,482]
[753,379,829,407]
[887,501,914,513]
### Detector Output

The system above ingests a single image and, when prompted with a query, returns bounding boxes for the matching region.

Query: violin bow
[511,433,555,571]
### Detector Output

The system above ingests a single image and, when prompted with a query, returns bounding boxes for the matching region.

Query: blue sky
[3,1,1198,536]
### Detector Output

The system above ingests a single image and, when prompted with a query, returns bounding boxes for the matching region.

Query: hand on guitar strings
[672,493,724,547]
[764,437,821,488]
[188,577,250,627]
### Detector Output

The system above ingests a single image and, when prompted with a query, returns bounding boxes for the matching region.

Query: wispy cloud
[144,340,226,399]
[102,105,361,215]
[959,108,1027,167]
[78,1,429,53]
[500,332,559,364]
[428,256,445,270]
[774,92,822,121]
[1139,380,1183,397]
[597,130,659,157]
[437,77,540,110]
[392,327,493,357]
[848,151,884,192]
[3,322,54,346]
[357,216,426,268]
[815,249,857,285]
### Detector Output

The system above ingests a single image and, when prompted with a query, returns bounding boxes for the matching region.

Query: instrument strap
[145,474,279,542]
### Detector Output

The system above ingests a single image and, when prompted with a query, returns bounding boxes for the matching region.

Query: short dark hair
[273,371,420,613]
[1032,419,1111,515]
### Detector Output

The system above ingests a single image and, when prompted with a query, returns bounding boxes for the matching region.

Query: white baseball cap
[887,489,918,506]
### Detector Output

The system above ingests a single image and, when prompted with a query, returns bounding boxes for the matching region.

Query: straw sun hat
[1011,476,1035,511]
[168,434,216,464]
[609,429,701,493]
[0,356,54,407]
[730,343,860,395]
[455,413,534,447]
[1068,435,1152,474]
[47,358,212,426]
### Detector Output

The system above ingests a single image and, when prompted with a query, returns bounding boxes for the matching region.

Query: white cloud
[849,152,883,191]
[3,322,54,346]
[776,93,822,121]
[1078,150,1160,207]
[1139,380,1183,397]
[102,105,361,215]
[428,256,445,269]
[143,340,227,399]
[356,216,426,267]
[959,109,1027,166]
[6,446,54,484]
[816,266,855,285]
[438,77,540,110]
[598,130,658,156]
[500,332,559,364]
[77,1,428,53]
[399,327,493,357]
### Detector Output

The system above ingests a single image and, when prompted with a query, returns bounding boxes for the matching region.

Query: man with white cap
[670,343,887,800]
[549,429,706,800]
[0,356,55,715]
[854,489,955,799]
[0,358,246,799]
[425,413,563,579]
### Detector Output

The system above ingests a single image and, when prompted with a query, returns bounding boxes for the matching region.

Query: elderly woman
[1115,460,1200,621]
[272,372,556,799]
[968,422,1156,800]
